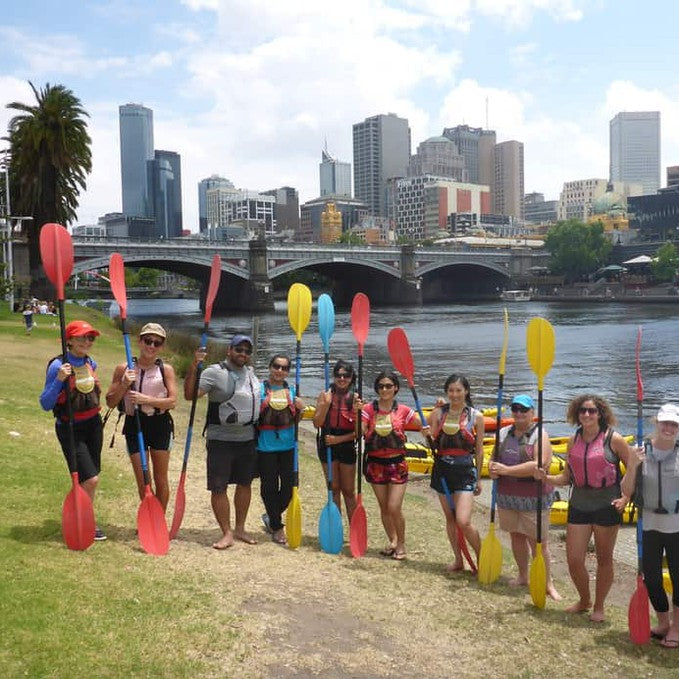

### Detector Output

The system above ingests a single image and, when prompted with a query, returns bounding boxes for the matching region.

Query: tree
[4,82,92,292]
[544,219,612,282]
[651,242,678,283]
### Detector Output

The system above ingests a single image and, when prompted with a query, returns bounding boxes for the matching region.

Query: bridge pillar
[386,244,422,305]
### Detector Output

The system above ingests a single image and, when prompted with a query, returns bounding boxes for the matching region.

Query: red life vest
[568,428,619,489]
[363,400,411,457]
[323,388,355,433]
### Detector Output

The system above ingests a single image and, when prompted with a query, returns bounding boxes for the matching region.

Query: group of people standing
[40,320,679,647]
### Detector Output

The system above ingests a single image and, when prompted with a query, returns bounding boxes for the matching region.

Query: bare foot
[272,528,287,545]
[234,530,257,545]
[446,561,464,573]
[589,609,606,623]
[565,600,591,614]
[213,533,235,550]
[508,577,528,587]
[651,626,670,639]
[547,584,563,601]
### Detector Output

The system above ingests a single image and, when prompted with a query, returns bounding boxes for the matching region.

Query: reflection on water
[110,298,679,437]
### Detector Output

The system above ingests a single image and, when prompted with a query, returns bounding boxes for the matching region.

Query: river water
[108,297,679,437]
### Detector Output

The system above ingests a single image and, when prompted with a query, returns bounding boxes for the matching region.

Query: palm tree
[4,82,92,292]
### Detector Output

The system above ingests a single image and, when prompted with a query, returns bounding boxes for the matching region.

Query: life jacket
[206,362,259,427]
[122,358,168,416]
[433,404,476,456]
[322,387,355,434]
[258,380,296,432]
[497,423,541,488]
[48,355,101,423]
[568,427,619,489]
[364,400,407,454]
[641,440,679,514]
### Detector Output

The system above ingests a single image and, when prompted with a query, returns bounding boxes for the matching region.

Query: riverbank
[0,308,676,677]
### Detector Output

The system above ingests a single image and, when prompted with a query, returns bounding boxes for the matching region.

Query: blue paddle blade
[318,294,335,353]
[319,503,344,554]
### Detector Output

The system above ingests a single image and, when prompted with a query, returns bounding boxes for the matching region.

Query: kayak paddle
[109,253,169,556]
[170,254,221,539]
[318,293,344,554]
[526,317,555,608]
[349,292,370,558]
[629,326,650,644]
[285,283,312,549]
[478,308,509,585]
[40,223,96,551]
[387,327,477,572]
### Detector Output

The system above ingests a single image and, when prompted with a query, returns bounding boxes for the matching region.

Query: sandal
[392,550,407,561]
[272,530,287,545]
[660,635,679,649]
[379,547,396,557]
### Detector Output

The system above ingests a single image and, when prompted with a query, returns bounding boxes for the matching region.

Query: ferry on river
[500,289,531,302]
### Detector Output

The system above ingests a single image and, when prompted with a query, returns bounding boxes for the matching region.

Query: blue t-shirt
[257,383,296,453]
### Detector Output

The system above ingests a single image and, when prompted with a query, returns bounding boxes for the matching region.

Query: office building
[493,141,524,219]
[299,196,368,243]
[629,191,679,241]
[408,136,466,181]
[206,187,275,237]
[524,192,558,225]
[119,104,154,218]
[610,111,661,195]
[262,186,300,234]
[558,179,641,222]
[319,148,351,198]
[441,125,496,186]
[667,166,679,190]
[353,113,411,218]
[151,150,182,238]
[199,176,234,233]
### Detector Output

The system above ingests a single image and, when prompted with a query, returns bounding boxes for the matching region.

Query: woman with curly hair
[538,394,636,622]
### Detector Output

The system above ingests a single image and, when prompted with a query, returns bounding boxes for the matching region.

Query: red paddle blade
[39,223,73,300]
[457,526,477,574]
[169,474,186,540]
[635,327,643,402]
[387,327,415,386]
[109,253,128,319]
[628,575,651,644]
[204,255,222,323]
[61,474,95,551]
[349,500,368,558]
[137,490,169,556]
[351,293,370,353]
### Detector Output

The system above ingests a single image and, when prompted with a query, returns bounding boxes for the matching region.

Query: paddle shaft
[292,339,301,488]
[356,351,363,495]
[489,371,504,524]
[536,388,544,544]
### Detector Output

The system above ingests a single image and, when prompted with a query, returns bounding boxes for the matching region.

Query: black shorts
[430,455,477,494]
[567,503,622,527]
[55,415,103,483]
[123,412,174,454]
[316,435,357,465]
[206,439,257,492]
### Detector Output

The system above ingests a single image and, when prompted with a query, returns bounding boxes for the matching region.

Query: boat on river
[500,289,531,302]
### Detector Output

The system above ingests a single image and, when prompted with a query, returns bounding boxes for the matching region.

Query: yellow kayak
[549,500,639,525]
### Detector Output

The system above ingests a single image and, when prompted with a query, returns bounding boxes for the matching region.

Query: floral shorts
[364,455,408,485]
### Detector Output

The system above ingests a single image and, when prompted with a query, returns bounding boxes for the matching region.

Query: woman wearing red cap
[40,320,106,540]
[105,323,177,512]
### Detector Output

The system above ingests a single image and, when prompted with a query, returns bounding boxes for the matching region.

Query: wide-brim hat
[139,322,166,339]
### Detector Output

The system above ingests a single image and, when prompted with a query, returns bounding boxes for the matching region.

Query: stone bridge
[72,238,546,311]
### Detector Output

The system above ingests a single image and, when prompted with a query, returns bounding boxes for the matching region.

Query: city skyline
[1,1,679,231]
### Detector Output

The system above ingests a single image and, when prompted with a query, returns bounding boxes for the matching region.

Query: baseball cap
[511,394,535,410]
[230,334,253,348]
[65,320,100,339]
[139,322,166,338]
[656,403,679,425]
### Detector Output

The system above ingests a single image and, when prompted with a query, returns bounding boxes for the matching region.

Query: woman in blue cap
[489,394,560,599]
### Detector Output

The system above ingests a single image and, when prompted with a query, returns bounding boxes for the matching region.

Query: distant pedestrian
[22,303,34,334]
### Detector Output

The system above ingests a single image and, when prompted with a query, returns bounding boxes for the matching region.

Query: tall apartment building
[408,136,466,181]
[319,148,351,198]
[493,141,524,220]
[610,111,661,195]
[198,175,234,233]
[441,125,496,186]
[353,113,411,218]
[119,103,154,218]
[262,186,300,234]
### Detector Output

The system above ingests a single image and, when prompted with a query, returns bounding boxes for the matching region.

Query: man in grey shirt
[185,334,261,549]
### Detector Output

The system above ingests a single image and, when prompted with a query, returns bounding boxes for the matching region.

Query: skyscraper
[119,104,154,218]
[151,150,183,238]
[493,140,524,220]
[441,125,496,186]
[408,136,466,181]
[353,113,411,217]
[610,111,660,195]
[198,175,234,233]
[319,148,351,197]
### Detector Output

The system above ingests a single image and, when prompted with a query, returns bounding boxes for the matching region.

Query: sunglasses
[74,334,97,342]
[271,363,290,371]
[511,405,530,413]
[334,372,352,379]
[377,382,395,390]
[232,346,252,355]
[142,337,164,347]
[579,407,599,415]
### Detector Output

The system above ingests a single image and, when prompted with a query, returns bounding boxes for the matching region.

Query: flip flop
[392,550,407,561]
[379,547,396,557]
[660,636,679,649]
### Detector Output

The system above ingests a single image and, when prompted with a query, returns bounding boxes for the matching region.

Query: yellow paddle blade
[498,308,509,375]
[529,543,547,609]
[286,489,302,549]
[287,284,312,341]
[478,523,503,585]
[526,317,555,390]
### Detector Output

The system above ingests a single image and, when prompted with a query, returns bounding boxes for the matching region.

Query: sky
[1,0,678,232]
